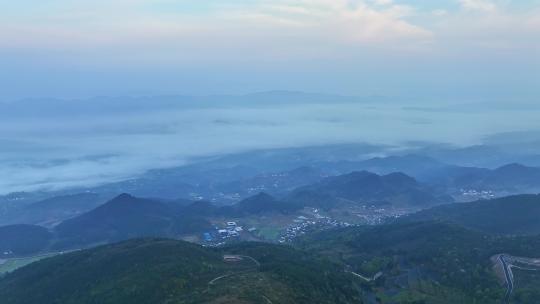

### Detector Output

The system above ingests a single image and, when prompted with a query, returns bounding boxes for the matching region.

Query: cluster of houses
[353,205,409,225]
[460,189,496,200]
[188,192,242,204]
[202,221,258,245]
[218,221,244,238]
[278,213,352,243]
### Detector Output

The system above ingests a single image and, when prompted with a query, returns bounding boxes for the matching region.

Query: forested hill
[0,238,359,304]
[297,221,540,303]
[401,194,540,235]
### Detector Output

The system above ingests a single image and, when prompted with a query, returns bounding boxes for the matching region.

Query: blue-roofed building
[203,233,213,242]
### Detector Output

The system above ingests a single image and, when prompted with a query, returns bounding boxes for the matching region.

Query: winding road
[348,270,382,282]
[207,255,272,303]
[498,254,513,304]
[208,255,261,285]
[496,254,540,304]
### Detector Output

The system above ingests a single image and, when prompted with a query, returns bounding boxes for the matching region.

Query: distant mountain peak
[383,172,418,183]
[246,192,275,202]
[493,163,540,176]
[496,163,529,171]
[343,171,379,179]
[112,193,136,201]
[289,170,446,208]
[290,166,318,174]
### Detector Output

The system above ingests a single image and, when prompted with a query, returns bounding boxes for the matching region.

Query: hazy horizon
[1,90,540,195]
[1,0,539,194]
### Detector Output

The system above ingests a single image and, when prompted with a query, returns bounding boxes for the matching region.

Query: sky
[0,0,539,194]
[0,0,539,101]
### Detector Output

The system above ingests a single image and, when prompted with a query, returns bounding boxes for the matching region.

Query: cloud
[371,0,394,6]
[432,9,448,17]
[0,1,537,194]
[237,0,432,44]
[2,0,538,67]
[433,2,540,52]
[458,0,497,12]
[2,94,540,194]
[0,0,432,53]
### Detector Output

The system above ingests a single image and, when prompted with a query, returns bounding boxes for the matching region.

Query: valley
[2,1,538,302]
[2,145,540,303]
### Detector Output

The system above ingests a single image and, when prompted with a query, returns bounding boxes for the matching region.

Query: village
[277,210,353,243]
[458,189,496,201]
[198,203,415,247]
[200,221,258,247]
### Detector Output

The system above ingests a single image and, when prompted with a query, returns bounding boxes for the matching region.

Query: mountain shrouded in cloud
[1,92,540,194]
[0,0,538,194]
[1,2,540,303]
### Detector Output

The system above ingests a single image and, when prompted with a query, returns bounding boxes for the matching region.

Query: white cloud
[432,9,448,17]
[1,0,538,57]
[434,2,540,52]
[458,0,497,12]
[371,0,394,6]
[2,96,540,194]
[0,0,432,53]
[228,0,433,46]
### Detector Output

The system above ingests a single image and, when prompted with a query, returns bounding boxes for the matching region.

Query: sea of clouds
[1,94,539,194]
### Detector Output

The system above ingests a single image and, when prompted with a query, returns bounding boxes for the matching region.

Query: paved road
[208,255,261,286]
[207,255,269,302]
[497,254,540,304]
[346,265,382,282]
[238,255,261,267]
[499,254,514,304]
[208,273,235,285]
[349,271,373,282]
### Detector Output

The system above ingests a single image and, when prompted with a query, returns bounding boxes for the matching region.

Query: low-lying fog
[1,93,539,194]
